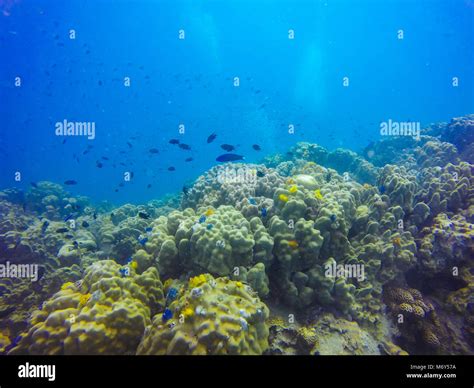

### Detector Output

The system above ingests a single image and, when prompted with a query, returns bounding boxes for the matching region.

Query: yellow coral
[61,282,75,291]
[412,305,425,318]
[189,274,207,288]
[399,303,413,314]
[78,293,92,307]
[314,189,323,200]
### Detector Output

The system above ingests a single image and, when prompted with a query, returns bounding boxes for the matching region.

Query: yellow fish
[288,240,299,248]
[205,208,215,217]
[286,178,295,185]
[289,185,298,194]
[314,189,324,200]
[279,194,289,202]
[182,307,194,318]
[130,261,138,270]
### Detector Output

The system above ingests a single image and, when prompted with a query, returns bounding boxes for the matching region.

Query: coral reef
[137,274,269,355]
[1,114,473,355]
[9,260,164,355]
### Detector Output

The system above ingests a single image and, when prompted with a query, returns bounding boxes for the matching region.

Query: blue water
[1,0,473,204]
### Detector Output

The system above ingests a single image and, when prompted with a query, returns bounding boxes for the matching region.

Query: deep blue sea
[1,0,473,204]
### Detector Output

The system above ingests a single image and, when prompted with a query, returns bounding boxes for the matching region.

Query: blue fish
[126,257,133,264]
[249,197,256,205]
[145,227,153,233]
[207,223,214,230]
[119,267,128,277]
[216,153,245,162]
[261,207,267,217]
[330,214,337,222]
[138,237,148,246]
[64,214,73,222]
[166,287,178,302]
[379,185,386,194]
[199,215,206,223]
[162,308,173,322]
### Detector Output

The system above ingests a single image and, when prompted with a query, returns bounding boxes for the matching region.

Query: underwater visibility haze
[0,0,473,357]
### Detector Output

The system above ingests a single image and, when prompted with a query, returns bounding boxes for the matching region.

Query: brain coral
[146,206,274,284]
[9,260,164,355]
[137,274,269,355]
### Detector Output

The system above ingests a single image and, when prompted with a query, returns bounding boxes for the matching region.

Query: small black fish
[83,149,90,155]
[127,142,133,148]
[110,213,115,220]
[96,161,103,168]
[168,166,176,171]
[138,211,150,219]
[216,153,244,162]
[64,180,77,185]
[147,184,152,189]
[221,144,235,152]
[182,185,190,195]
[65,234,74,239]
[259,103,266,109]
[73,241,79,248]
[169,139,180,145]
[119,183,125,187]
[207,133,217,143]
[82,221,89,228]
[41,221,49,233]
[178,143,191,150]
[98,80,103,86]
[62,139,67,144]
[56,228,69,233]
[114,189,119,193]
[256,170,265,178]
[93,212,97,220]
[149,148,159,154]
[185,157,193,162]
[255,89,261,94]
[252,144,261,151]
[30,182,38,188]
[101,156,109,161]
